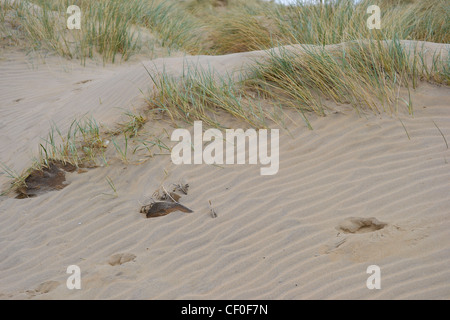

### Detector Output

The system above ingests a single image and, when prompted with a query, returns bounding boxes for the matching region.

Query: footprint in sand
[35,280,60,294]
[108,253,136,266]
[25,280,60,297]
[321,217,427,262]
[336,217,387,234]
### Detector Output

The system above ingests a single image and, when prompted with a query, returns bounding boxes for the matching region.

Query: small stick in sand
[161,185,181,202]
[172,180,189,195]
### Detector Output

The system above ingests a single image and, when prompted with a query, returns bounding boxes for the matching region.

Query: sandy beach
[0,0,449,300]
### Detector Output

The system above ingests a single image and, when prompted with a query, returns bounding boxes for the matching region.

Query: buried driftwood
[140,201,193,218]
[140,181,193,218]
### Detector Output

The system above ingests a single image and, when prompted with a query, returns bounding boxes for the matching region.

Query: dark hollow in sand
[15,161,76,199]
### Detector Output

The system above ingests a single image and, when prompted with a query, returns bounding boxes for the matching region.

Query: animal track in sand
[336,217,387,234]
[108,253,136,266]
[25,280,60,297]
[35,280,60,294]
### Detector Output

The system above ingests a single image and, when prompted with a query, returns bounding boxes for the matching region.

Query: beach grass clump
[1,0,140,62]
[206,1,278,54]
[0,162,29,196]
[147,64,270,128]
[271,0,368,46]
[146,38,448,129]
[379,0,450,44]
[1,0,69,56]
[37,117,107,168]
[202,0,449,55]
[2,0,448,60]
[118,110,147,138]
[0,112,181,195]
[0,0,205,63]
[148,39,449,127]
[246,39,448,120]
[267,0,450,47]
[139,0,206,55]
[77,0,141,63]
[0,116,106,196]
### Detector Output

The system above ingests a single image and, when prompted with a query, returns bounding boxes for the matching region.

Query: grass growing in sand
[269,0,449,47]
[146,64,272,128]
[104,175,118,198]
[0,0,204,63]
[1,0,449,195]
[0,112,174,196]
[2,0,448,62]
[117,110,147,138]
[0,116,107,195]
[146,39,449,128]
[181,0,450,54]
[111,133,129,164]
[1,0,136,62]
[37,117,107,168]
[0,163,29,196]
[133,135,171,156]
[247,39,449,117]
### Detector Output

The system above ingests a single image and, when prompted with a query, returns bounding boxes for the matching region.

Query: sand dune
[0,41,449,299]
[1,40,447,186]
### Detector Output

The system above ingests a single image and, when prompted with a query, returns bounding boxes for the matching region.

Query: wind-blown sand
[0,40,449,299]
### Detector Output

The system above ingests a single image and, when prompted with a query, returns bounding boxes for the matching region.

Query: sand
[0,38,450,299]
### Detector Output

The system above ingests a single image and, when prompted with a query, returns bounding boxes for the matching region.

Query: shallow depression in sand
[336,217,387,234]
[14,161,77,199]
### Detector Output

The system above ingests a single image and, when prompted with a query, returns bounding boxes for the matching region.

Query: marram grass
[0,0,205,63]
[146,39,449,128]
[2,0,448,62]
